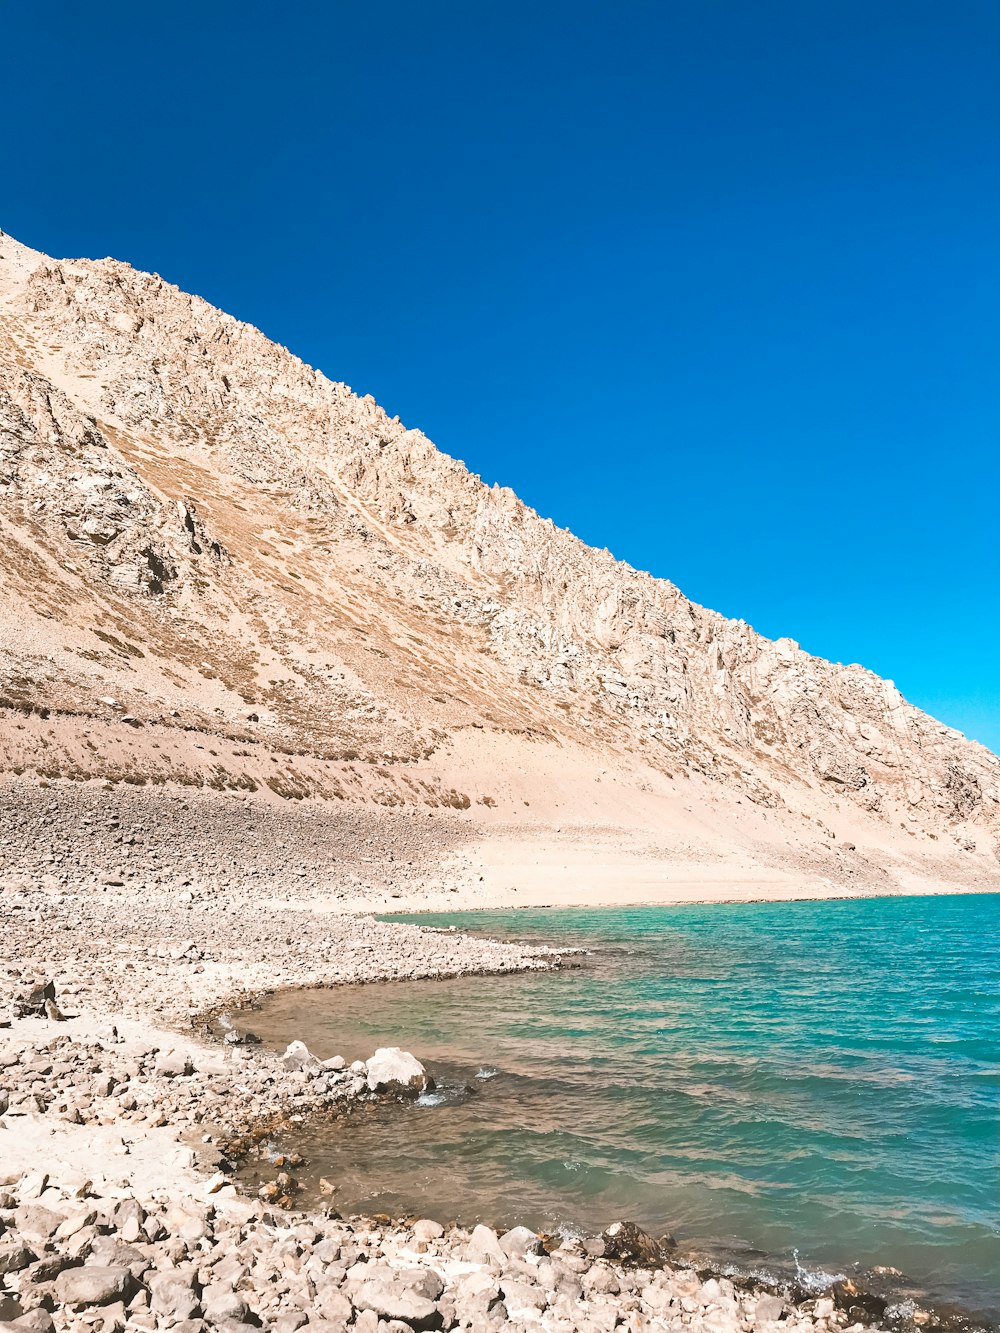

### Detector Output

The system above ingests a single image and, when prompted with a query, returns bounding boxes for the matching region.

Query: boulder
[365,1047,429,1095]
[201,1283,253,1323]
[154,1050,193,1078]
[0,1245,36,1277]
[499,1225,544,1260]
[281,1040,319,1072]
[53,1265,135,1308]
[314,1287,352,1324]
[352,1278,441,1330]
[600,1220,670,1266]
[147,1270,201,1319]
[467,1224,506,1267]
[754,1294,786,1325]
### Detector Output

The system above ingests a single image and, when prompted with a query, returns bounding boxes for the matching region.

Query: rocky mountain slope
[1,228,997,898]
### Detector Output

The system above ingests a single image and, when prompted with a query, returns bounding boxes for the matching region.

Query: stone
[22,1253,77,1284]
[273,1317,308,1333]
[9,1313,55,1333]
[393,1267,444,1302]
[501,1277,547,1315]
[580,1261,619,1296]
[314,1287,352,1324]
[467,1224,506,1266]
[201,1284,253,1323]
[0,1245,36,1276]
[754,1294,786,1324]
[147,1270,202,1319]
[12,1207,64,1242]
[365,1047,430,1094]
[600,1220,668,1266]
[411,1218,444,1242]
[154,1050,193,1078]
[54,1210,97,1243]
[499,1225,544,1259]
[452,1267,502,1322]
[352,1279,440,1329]
[281,1040,319,1072]
[53,1265,135,1307]
[18,1173,48,1200]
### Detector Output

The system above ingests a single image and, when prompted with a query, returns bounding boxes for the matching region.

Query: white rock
[365,1047,429,1094]
[282,1040,320,1071]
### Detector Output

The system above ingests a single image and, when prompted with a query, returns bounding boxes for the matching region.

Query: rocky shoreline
[2,966,994,1333]
[0,806,994,1333]
[0,1153,954,1333]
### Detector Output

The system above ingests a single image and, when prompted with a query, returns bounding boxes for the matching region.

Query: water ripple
[248,893,1000,1318]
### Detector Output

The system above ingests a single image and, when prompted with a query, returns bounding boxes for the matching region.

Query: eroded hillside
[1,229,997,897]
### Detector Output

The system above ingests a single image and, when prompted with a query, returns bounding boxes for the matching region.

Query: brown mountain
[1,229,996,904]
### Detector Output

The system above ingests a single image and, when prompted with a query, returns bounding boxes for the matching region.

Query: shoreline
[376,882,999,915]
[217,922,1000,1333]
[2,787,997,1332]
[4,991,994,1333]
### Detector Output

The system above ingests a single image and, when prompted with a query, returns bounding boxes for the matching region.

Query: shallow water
[239,893,1000,1319]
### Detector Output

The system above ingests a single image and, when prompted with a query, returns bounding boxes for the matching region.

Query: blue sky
[3,1,998,751]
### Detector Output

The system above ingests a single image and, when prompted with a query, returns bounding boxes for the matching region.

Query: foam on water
[242,893,1000,1320]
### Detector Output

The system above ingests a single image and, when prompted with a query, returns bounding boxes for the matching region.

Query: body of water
[239,893,1000,1319]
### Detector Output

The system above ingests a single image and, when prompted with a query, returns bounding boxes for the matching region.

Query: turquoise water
[244,893,1000,1318]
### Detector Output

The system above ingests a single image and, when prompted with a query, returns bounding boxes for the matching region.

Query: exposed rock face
[0,227,997,882]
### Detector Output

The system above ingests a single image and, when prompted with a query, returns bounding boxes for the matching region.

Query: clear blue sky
[3,1,998,752]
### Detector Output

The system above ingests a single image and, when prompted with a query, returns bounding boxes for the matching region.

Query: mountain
[1,229,997,901]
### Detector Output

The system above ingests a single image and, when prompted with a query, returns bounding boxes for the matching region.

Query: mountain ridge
[1,228,997,902]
